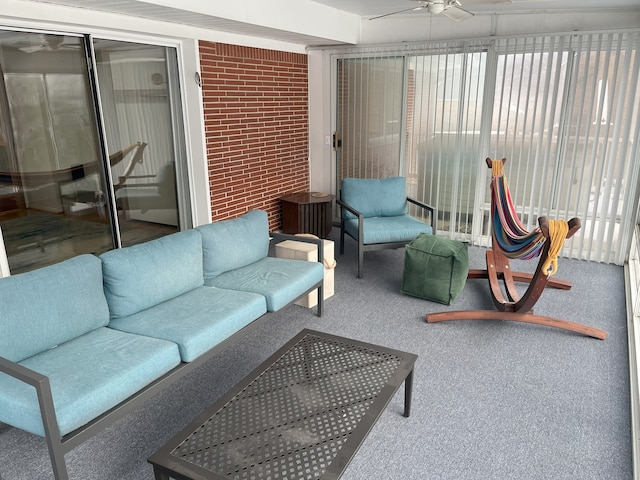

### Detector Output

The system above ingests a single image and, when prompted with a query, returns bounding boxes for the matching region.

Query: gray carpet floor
[0,231,632,479]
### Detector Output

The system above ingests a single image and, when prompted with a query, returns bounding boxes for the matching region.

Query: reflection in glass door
[94,40,188,247]
[0,31,113,273]
[0,31,191,274]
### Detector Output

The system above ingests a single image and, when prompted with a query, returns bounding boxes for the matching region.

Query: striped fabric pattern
[491,161,545,260]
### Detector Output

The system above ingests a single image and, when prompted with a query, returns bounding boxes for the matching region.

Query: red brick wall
[199,42,309,230]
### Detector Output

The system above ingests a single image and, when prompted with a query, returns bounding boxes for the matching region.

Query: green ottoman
[401,233,469,305]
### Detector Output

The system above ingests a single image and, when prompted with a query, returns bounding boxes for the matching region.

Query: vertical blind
[334,30,640,265]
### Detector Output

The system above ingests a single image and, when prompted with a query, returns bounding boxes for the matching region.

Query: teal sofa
[0,209,324,480]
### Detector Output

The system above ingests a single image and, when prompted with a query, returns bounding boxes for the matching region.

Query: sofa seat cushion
[108,286,267,362]
[198,210,270,279]
[101,229,204,319]
[204,257,324,312]
[0,327,180,437]
[344,215,433,245]
[0,254,110,363]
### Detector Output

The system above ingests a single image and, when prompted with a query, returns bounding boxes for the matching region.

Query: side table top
[280,192,335,204]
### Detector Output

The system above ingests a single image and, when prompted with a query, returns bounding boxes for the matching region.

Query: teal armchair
[337,176,436,278]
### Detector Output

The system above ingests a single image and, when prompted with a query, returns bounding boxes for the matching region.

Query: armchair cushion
[344,215,433,244]
[341,177,408,219]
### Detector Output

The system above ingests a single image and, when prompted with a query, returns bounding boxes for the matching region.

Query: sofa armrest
[0,357,60,435]
[269,232,324,266]
[0,355,49,388]
[0,356,67,474]
[407,196,437,233]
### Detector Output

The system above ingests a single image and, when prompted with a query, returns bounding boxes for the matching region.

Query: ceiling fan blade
[442,5,474,21]
[369,6,425,20]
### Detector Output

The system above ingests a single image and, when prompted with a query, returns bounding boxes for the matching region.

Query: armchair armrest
[336,198,365,251]
[335,198,363,220]
[407,197,437,232]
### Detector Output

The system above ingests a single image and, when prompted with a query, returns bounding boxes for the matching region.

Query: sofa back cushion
[341,177,408,220]
[0,254,110,363]
[197,210,269,280]
[101,229,203,319]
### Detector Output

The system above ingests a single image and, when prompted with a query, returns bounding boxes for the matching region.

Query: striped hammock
[490,160,545,260]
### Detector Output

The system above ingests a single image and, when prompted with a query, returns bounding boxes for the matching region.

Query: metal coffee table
[148,329,417,480]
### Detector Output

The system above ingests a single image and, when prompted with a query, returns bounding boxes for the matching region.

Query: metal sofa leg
[38,376,70,480]
[317,284,324,317]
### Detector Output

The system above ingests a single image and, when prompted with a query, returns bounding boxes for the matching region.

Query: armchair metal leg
[358,240,364,279]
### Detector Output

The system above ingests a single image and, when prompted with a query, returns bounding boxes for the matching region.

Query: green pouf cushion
[401,233,469,305]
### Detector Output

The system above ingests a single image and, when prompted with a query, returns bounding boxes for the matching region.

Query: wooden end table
[280,192,334,238]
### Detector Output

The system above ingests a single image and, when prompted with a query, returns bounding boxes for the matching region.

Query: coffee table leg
[404,368,414,417]
[153,466,171,480]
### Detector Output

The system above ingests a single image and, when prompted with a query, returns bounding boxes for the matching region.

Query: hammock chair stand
[426,158,607,340]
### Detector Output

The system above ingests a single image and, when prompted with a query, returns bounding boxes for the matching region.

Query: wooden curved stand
[426,217,607,340]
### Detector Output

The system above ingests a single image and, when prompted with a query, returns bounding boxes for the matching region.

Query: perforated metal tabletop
[148,329,417,480]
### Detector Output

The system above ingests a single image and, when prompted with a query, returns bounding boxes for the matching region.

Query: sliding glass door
[335,56,405,183]
[0,31,112,273]
[334,32,640,264]
[94,39,188,247]
[0,29,189,274]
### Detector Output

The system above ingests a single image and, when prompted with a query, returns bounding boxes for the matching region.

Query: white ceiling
[313,0,640,18]
[18,0,640,48]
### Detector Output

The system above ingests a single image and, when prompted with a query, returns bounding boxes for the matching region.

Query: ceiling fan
[16,34,81,53]
[370,0,474,22]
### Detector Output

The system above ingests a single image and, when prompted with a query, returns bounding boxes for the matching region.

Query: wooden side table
[280,192,334,238]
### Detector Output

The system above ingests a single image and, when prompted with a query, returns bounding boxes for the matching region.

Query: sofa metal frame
[337,196,436,278]
[0,232,324,480]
